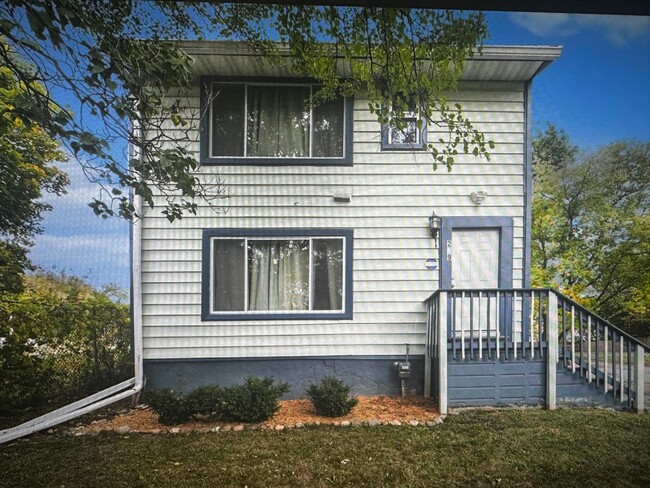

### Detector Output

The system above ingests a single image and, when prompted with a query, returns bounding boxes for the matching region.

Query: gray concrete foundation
[144,356,425,398]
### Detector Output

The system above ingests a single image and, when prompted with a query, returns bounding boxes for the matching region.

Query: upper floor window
[381,97,427,151]
[201,80,353,166]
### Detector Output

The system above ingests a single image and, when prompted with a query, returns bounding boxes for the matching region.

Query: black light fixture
[428,211,441,239]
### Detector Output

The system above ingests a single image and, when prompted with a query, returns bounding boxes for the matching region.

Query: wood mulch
[70,396,440,435]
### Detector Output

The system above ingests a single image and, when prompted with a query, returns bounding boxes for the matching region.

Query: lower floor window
[202,229,353,320]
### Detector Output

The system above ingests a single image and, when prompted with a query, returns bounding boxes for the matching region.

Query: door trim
[439,217,514,289]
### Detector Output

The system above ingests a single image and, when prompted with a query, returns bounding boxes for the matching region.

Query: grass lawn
[1,408,649,488]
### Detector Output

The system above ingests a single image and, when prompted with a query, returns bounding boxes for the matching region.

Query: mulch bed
[70,396,441,435]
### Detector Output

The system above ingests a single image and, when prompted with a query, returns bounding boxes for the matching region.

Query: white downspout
[131,179,144,394]
[0,136,145,444]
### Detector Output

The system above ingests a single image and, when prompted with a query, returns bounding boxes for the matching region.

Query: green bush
[306,377,358,417]
[146,389,193,425]
[186,385,224,417]
[0,272,132,418]
[220,377,289,423]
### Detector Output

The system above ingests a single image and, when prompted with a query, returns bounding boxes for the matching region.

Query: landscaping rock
[274,425,285,431]
[169,427,180,434]
[114,425,131,434]
[389,420,402,426]
[211,426,221,433]
[435,416,444,424]
[367,419,381,427]
[340,421,351,427]
[232,425,244,432]
[295,422,304,428]
[409,420,419,427]
[221,426,231,432]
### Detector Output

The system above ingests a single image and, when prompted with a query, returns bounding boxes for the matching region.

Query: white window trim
[208,82,346,160]
[386,110,421,146]
[209,235,347,315]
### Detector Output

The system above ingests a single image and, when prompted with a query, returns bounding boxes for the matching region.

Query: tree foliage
[532,122,579,171]
[532,125,650,336]
[0,57,68,294]
[0,272,132,416]
[0,1,489,222]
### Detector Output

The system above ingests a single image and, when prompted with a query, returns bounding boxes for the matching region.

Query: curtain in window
[247,86,310,157]
[312,239,343,310]
[248,240,310,311]
[312,96,344,157]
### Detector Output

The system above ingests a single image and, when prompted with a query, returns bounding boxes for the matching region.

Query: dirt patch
[71,396,440,434]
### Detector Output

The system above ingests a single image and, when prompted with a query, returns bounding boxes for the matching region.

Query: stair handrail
[548,288,648,352]
[425,287,647,353]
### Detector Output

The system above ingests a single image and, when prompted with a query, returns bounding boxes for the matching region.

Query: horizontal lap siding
[141,82,527,360]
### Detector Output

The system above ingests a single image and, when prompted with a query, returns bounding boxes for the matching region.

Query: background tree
[532,122,579,171]
[532,126,649,336]
[0,2,489,222]
[0,59,68,294]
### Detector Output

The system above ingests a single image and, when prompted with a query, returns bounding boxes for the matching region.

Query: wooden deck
[424,289,647,414]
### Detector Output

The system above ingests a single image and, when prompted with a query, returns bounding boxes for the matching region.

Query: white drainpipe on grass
[0,150,145,445]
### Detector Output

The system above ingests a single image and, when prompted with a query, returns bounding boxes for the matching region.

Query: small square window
[381,100,427,151]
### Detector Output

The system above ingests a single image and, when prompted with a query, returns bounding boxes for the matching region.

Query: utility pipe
[0,142,145,444]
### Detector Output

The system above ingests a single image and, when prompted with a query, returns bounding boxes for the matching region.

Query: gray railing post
[635,345,645,413]
[439,291,448,415]
[424,300,432,398]
[546,291,558,410]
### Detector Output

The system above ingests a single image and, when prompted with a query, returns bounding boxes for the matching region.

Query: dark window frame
[201,228,354,321]
[381,97,427,151]
[199,77,354,166]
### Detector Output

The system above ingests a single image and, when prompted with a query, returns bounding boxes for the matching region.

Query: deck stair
[424,288,647,414]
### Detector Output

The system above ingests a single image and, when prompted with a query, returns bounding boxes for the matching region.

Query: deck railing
[555,293,645,410]
[424,288,647,415]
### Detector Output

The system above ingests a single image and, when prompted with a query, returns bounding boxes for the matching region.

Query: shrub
[306,377,358,417]
[146,389,193,425]
[220,377,289,423]
[0,273,132,416]
[186,385,224,417]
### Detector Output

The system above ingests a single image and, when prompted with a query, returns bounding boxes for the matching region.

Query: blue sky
[29,11,650,292]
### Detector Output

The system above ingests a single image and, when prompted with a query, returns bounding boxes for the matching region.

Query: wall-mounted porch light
[428,211,442,239]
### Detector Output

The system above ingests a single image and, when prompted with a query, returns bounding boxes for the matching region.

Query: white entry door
[451,228,500,289]
[451,229,500,339]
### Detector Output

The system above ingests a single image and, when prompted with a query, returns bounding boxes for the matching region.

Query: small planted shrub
[186,385,224,417]
[306,377,358,417]
[146,389,193,425]
[220,376,289,423]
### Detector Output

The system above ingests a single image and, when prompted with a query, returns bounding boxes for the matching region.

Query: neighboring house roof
[177,40,561,82]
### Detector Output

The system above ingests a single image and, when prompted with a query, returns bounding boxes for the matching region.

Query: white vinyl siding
[140,81,527,360]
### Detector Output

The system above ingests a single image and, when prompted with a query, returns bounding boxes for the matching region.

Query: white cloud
[40,158,123,210]
[30,159,131,290]
[510,13,650,45]
[29,233,130,288]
